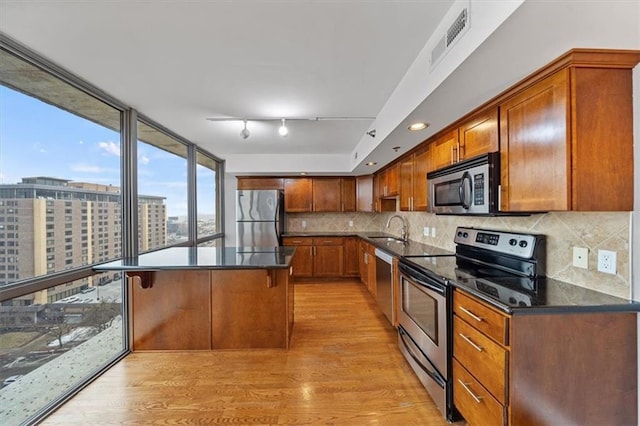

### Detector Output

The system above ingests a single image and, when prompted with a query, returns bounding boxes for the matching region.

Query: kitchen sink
[368,236,406,243]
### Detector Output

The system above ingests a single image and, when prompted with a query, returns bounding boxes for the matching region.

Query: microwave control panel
[473,173,485,206]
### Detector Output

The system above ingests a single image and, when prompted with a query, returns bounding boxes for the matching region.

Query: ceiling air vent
[429,4,470,70]
[447,8,468,48]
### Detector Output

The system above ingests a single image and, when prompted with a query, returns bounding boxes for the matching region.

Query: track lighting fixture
[240,120,250,139]
[206,116,375,140]
[278,118,289,137]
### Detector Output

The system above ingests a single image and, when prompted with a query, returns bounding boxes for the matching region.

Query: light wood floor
[43,280,452,425]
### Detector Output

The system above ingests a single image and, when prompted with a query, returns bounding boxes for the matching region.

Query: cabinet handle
[450,146,456,164]
[458,379,483,403]
[498,184,502,210]
[292,240,302,244]
[459,333,483,352]
[457,141,462,162]
[266,274,273,288]
[459,306,483,322]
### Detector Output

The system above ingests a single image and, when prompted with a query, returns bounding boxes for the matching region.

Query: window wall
[0,35,224,424]
[137,121,189,251]
[196,151,221,243]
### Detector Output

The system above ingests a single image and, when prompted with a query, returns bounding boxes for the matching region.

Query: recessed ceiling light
[366,162,377,166]
[300,172,307,175]
[408,122,429,131]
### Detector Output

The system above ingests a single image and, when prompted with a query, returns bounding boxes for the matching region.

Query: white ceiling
[1,1,639,176]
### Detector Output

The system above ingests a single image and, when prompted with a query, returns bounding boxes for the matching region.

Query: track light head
[366,129,376,138]
[278,118,289,137]
[240,120,250,139]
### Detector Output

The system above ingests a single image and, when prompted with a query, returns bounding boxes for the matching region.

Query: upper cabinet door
[412,147,429,211]
[356,175,374,212]
[341,178,356,212]
[459,107,499,161]
[429,129,459,171]
[312,178,342,212]
[284,178,312,212]
[499,69,570,212]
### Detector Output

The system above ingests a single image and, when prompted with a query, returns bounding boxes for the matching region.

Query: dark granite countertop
[401,255,640,314]
[93,246,295,271]
[283,232,454,257]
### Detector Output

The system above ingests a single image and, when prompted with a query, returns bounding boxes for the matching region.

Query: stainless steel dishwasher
[375,248,394,325]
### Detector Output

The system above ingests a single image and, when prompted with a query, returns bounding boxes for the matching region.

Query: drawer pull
[458,379,483,403]
[459,306,483,322]
[459,333,483,352]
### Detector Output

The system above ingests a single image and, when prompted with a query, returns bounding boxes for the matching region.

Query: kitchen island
[95,246,295,350]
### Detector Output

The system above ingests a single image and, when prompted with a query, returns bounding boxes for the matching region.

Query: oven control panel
[454,227,539,259]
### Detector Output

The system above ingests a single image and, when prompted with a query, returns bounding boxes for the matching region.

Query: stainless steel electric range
[396,226,545,421]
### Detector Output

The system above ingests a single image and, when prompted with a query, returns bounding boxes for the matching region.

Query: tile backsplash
[287,211,631,299]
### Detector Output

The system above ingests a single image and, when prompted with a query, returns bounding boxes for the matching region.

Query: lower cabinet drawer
[453,316,507,404]
[454,359,505,426]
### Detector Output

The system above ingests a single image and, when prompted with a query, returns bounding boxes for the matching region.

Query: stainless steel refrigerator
[236,189,284,249]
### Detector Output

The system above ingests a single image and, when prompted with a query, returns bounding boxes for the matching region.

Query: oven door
[397,264,448,379]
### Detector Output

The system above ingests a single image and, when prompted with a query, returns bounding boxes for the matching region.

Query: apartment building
[0,177,166,305]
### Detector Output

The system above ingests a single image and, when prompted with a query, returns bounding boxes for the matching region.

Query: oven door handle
[398,327,445,388]
[402,272,445,296]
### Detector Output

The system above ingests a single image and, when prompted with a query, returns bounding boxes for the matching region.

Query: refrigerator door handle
[275,196,281,242]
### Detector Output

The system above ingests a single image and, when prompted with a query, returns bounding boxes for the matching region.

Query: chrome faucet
[386,214,408,243]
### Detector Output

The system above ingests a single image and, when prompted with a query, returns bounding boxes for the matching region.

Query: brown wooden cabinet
[452,289,637,426]
[458,107,499,161]
[314,237,345,277]
[283,237,314,278]
[499,52,637,212]
[356,175,374,212]
[237,177,284,190]
[429,128,459,171]
[399,146,429,211]
[312,178,342,212]
[343,237,359,277]
[284,178,312,212]
[340,178,356,212]
[377,163,399,198]
[358,240,376,296]
[283,236,347,279]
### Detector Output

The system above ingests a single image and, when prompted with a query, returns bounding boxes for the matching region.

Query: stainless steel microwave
[427,152,500,215]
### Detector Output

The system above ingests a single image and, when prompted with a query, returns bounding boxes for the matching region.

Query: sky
[0,86,215,217]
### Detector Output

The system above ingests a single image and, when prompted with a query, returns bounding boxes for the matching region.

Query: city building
[0,177,166,305]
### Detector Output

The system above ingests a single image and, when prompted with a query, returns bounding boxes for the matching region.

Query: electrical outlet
[301,220,307,229]
[423,227,429,237]
[348,220,354,227]
[597,250,617,274]
[572,247,588,269]
[431,227,436,238]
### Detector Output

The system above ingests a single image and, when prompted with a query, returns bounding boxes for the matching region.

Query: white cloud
[97,141,120,156]
[140,155,150,165]
[70,163,119,174]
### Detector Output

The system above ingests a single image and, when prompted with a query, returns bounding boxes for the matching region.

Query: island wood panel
[211,269,289,349]
[128,270,212,351]
[509,312,637,426]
